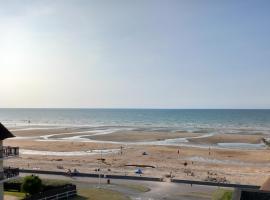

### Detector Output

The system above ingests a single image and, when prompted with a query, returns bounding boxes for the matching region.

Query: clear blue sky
[0,0,269,108]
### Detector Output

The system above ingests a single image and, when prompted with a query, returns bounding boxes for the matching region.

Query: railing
[24,185,77,200]
[20,169,164,182]
[171,178,259,189]
[240,188,270,200]
[0,146,19,158]
[0,167,20,180]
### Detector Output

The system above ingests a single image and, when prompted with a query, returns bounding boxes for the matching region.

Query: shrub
[212,189,233,200]
[21,175,42,195]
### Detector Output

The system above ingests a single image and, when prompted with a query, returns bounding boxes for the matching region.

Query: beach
[4,126,270,186]
[2,109,270,186]
[2,3,270,199]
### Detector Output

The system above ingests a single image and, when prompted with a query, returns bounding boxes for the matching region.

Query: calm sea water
[0,109,270,134]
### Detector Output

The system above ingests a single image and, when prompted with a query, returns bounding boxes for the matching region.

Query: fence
[24,184,77,200]
[20,169,163,182]
[239,188,270,200]
[171,179,259,190]
[0,167,19,180]
[4,181,21,192]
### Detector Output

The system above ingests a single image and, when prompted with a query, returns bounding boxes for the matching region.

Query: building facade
[0,123,19,200]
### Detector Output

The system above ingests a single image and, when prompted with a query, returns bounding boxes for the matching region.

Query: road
[20,172,220,200]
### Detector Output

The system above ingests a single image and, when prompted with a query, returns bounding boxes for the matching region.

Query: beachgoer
[120,146,123,155]
[73,168,78,175]
[67,169,72,176]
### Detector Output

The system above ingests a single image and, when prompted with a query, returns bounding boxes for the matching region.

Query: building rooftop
[260,177,270,191]
[0,123,15,140]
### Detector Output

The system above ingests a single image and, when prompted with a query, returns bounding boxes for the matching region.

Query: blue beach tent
[135,168,143,174]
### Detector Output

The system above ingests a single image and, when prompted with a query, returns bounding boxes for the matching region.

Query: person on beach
[73,168,79,176]
[66,169,72,176]
[120,146,123,155]
[177,149,180,159]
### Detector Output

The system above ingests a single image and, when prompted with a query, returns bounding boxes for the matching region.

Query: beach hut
[0,123,19,200]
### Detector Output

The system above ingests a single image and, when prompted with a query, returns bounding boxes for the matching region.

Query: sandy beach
[4,127,270,186]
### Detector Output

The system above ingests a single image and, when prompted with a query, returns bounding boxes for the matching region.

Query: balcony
[0,167,19,181]
[0,147,19,159]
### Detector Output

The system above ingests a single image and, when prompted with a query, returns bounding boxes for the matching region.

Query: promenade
[19,169,260,200]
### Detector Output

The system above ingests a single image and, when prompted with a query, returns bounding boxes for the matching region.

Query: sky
[0,0,270,109]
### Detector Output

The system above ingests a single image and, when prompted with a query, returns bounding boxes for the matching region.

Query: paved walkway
[4,195,19,200]
[20,173,218,200]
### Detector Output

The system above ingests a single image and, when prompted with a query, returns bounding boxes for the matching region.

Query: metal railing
[240,188,270,200]
[0,146,19,158]
[0,167,20,180]
[25,185,77,200]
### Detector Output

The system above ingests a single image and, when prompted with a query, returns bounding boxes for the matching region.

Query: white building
[0,123,19,200]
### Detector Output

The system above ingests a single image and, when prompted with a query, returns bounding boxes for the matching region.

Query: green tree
[21,175,42,195]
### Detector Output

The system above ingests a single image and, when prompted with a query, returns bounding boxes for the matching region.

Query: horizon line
[0,107,270,110]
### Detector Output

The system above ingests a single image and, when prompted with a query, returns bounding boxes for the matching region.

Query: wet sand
[87,131,201,142]
[188,133,264,145]
[11,127,91,137]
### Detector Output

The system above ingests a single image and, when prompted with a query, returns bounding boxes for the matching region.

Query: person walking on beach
[120,146,123,155]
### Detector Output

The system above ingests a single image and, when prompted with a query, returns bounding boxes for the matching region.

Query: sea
[0,109,270,135]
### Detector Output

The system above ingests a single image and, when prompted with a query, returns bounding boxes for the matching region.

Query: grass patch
[212,189,233,200]
[41,179,70,186]
[4,191,26,199]
[120,184,150,193]
[181,192,211,199]
[75,188,131,200]
[175,192,212,199]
